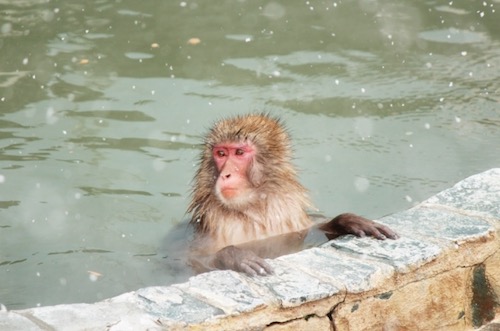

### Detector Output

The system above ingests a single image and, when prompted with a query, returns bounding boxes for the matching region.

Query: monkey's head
[208,114,293,207]
[189,114,300,214]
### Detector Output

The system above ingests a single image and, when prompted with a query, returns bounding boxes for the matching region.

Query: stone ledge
[1,169,499,330]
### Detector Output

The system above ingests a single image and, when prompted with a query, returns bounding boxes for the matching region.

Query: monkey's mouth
[220,187,239,199]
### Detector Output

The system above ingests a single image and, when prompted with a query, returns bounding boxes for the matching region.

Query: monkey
[187,113,398,276]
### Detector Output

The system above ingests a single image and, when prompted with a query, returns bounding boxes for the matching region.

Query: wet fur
[188,114,313,253]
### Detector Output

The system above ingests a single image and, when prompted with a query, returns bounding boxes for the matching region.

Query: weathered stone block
[333,267,471,331]
[324,235,441,273]
[18,302,162,330]
[251,259,340,308]
[280,247,394,292]
[173,270,268,314]
[379,206,494,242]
[0,312,40,331]
[424,168,500,219]
[135,285,224,324]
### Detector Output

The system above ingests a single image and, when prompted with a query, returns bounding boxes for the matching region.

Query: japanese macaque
[188,113,398,276]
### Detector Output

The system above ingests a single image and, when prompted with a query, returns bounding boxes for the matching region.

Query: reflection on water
[418,28,488,44]
[0,0,499,309]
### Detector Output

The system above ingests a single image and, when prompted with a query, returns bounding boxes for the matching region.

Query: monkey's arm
[316,213,399,240]
[189,231,308,276]
[212,214,399,276]
[189,245,273,276]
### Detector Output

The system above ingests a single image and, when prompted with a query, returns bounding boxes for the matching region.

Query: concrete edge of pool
[2,168,499,330]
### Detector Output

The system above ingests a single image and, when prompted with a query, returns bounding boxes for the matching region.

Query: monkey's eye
[215,149,226,157]
[235,148,245,156]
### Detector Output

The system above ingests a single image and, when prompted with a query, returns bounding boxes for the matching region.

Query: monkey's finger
[248,259,272,275]
[240,262,258,277]
[349,227,367,238]
[376,224,399,239]
[370,229,386,240]
[359,225,385,240]
[241,259,265,276]
[258,259,273,275]
[242,259,272,276]
[242,262,263,276]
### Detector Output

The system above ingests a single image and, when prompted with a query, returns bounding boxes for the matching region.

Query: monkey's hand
[320,213,399,240]
[214,245,273,276]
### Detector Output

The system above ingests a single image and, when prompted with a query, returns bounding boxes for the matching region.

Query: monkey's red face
[213,142,256,206]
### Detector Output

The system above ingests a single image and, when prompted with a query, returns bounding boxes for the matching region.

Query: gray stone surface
[0,311,40,331]
[324,235,442,273]
[379,207,494,242]
[17,302,161,331]
[251,258,340,308]
[1,168,498,330]
[280,247,394,292]
[424,168,500,218]
[173,270,268,314]
[131,286,223,324]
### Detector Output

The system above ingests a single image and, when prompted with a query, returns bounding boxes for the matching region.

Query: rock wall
[1,169,499,330]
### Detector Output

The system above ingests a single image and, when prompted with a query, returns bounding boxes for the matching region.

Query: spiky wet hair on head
[205,113,292,166]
